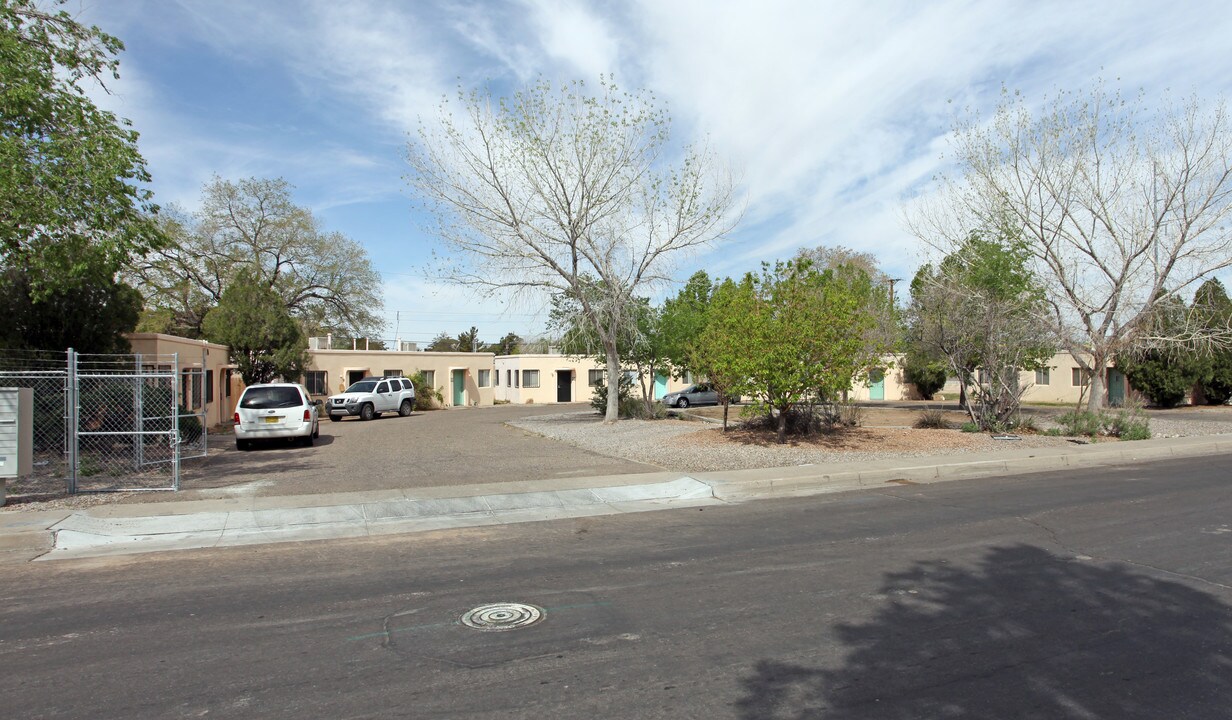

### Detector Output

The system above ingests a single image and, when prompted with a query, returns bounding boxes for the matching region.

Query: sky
[76,0,1232,347]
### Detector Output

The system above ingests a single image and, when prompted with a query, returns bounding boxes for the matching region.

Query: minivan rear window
[240,386,304,409]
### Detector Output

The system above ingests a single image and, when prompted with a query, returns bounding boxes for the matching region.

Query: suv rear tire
[399,399,413,416]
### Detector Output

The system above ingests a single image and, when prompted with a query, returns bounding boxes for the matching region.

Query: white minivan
[233,383,321,450]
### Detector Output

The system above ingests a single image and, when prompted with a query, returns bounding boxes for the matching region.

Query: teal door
[452,369,465,406]
[869,369,885,401]
[1107,368,1125,406]
[654,373,668,400]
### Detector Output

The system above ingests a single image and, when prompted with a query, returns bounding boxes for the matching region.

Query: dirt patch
[677,426,986,452]
[681,405,971,428]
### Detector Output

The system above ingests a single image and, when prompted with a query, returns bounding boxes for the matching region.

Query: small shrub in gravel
[914,407,950,429]
[1104,408,1151,440]
[1014,415,1039,433]
[960,421,980,433]
[1057,410,1103,437]
[1043,428,1063,437]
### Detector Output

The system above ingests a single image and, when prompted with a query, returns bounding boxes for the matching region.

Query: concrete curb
[2,434,1228,561]
[36,477,718,561]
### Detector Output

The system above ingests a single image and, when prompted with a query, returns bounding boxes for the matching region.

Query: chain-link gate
[0,348,207,496]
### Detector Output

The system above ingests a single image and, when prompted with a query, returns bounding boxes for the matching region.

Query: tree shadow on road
[737,544,1232,719]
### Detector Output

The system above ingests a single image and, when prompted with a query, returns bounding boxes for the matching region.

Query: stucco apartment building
[304,349,496,407]
[129,329,1143,426]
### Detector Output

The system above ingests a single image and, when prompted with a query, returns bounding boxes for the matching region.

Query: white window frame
[588,369,605,387]
[478,369,491,387]
[523,369,539,388]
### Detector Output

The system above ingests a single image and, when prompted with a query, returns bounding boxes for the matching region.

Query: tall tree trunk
[722,399,729,432]
[1086,353,1107,412]
[604,344,621,423]
[776,407,787,444]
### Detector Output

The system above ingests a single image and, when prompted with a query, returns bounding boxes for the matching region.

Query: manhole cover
[460,603,544,631]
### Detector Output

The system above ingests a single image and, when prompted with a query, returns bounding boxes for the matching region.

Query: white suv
[233,383,321,450]
[327,376,416,421]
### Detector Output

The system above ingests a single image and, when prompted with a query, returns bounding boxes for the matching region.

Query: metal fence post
[66,347,78,494]
[134,353,144,471]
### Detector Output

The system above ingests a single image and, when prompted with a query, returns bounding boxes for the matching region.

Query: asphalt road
[3,455,1231,719]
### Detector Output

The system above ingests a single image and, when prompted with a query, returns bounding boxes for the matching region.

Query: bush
[1120,352,1198,408]
[1056,410,1103,437]
[914,407,950,429]
[1013,415,1038,433]
[959,421,980,433]
[1054,408,1151,440]
[1104,408,1151,441]
[409,371,443,410]
[1042,427,1063,436]
[1199,351,1232,405]
[903,355,948,400]
[625,400,668,420]
[590,373,634,415]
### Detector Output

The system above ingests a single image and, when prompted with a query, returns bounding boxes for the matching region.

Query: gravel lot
[508,408,1232,473]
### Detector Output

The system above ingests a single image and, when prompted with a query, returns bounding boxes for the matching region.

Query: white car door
[375,381,397,412]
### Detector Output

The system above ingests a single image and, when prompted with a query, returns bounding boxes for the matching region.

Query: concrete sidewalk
[3,433,1229,562]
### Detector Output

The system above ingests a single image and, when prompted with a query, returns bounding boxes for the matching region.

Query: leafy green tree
[1193,279,1232,404]
[660,270,714,378]
[1120,351,1199,408]
[427,332,458,352]
[202,270,309,385]
[456,326,481,353]
[483,332,522,356]
[0,263,140,353]
[702,260,886,443]
[0,0,162,291]
[902,351,948,400]
[131,177,382,338]
[909,227,1055,429]
[692,277,756,431]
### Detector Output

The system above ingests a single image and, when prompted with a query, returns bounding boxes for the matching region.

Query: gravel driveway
[508,408,1232,474]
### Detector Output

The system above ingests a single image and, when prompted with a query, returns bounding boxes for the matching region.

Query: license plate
[263,416,281,424]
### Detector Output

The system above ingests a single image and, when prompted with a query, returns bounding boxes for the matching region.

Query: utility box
[0,387,34,506]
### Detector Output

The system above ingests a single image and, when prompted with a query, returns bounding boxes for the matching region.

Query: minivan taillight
[303,408,312,422]
[233,412,240,424]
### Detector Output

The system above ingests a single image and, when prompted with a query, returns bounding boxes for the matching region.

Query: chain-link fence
[0,349,207,496]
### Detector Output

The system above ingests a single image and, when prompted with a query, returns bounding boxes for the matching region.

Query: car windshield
[240,387,304,409]
[345,380,378,393]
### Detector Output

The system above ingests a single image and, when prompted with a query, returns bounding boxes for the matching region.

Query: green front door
[869,369,885,401]
[1108,368,1126,406]
[654,373,668,400]
[452,369,465,406]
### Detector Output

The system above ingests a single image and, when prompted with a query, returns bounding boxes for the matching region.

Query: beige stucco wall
[306,350,496,407]
[125,333,233,426]
[928,353,1141,406]
[494,355,696,405]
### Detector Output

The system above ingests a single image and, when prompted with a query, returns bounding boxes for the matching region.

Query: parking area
[156,404,659,501]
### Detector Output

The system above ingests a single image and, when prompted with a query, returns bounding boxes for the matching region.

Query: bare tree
[408,78,738,422]
[131,176,384,338]
[913,85,1232,409]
